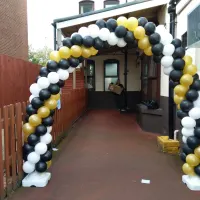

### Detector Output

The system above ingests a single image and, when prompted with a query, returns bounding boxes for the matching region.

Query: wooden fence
[0,88,87,199]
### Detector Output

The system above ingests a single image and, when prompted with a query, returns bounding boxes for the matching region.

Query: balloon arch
[22,16,200,188]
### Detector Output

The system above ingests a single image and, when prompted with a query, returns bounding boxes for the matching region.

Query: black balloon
[23,143,34,154]
[35,161,47,173]
[40,150,52,162]
[103,41,110,49]
[47,60,58,72]
[173,47,185,59]
[106,18,117,32]
[153,55,163,63]
[71,34,83,46]
[50,109,55,116]
[193,74,199,81]
[27,134,40,146]
[127,40,138,48]
[149,33,161,45]
[180,100,193,112]
[172,58,185,70]
[43,116,54,126]
[47,143,52,151]
[186,89,199,102]
[57,80,65,88]
[187,136,200,150]
[26,104,37,115]
[24,115,29,122]
[180,152,187,162]
[169,70,183,82]
[194,165,200,176]
[78,56,84,63]
[93,37,104,50]
[182,144,194,155]
[124,31,135,43]
[177,109,188,119]
[115,25,127,38]
[194,127,200,138]
[138,17,148,27]
[196,119,200,127]
[39,89,51,101]
[83,36,94,48]
[144,22,156,36]
[58,59,70,70]
[40,67,49,77]
[171,38,182,48]
[35,125,47,136]
[62,37,73,48]
[169,80,179,88]
[152,43,164,56]
[69,57,80,68]
[48,84,60,95]
[190,80,200,91]
[96,19,106,29]
[31,97,44,109]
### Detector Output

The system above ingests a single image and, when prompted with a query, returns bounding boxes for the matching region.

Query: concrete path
[8,110,199,200]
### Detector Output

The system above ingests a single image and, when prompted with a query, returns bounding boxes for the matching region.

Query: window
[86,60,95,90]
[104,59,119,91]
[182,32,187,49]
[79,0,94,14]
[104,0,119,8]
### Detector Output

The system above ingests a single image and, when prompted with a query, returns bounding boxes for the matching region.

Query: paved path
[9,110,199,200]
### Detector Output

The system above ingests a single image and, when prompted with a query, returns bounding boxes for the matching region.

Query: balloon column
[22,16,200,188]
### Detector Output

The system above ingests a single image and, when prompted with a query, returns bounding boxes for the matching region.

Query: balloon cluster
[22,16,200,178]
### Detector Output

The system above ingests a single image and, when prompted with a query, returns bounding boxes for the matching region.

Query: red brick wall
[76,68,85,89]
[0,0,28,60]
[62,74,73,93]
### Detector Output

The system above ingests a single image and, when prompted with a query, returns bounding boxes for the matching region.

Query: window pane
[105,4,117,8]
[104,77,118,91]
[80,4,93,14]
[87,64,94,76]
[105,63,118,76]
[87,77,95,90]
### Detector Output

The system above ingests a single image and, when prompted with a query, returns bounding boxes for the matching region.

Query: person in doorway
[115,79,126,112]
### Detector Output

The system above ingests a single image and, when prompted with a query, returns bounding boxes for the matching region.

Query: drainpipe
[168,0,177,139]
[51,23,57,51]
[124,49,128,108]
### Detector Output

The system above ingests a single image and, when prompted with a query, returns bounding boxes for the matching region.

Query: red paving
[9,110,199,200]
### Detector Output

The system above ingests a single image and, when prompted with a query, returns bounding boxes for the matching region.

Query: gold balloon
[138,36,150,50]
[50,51,61,63]
[45,99,57,110]
[127,17,138,31]
[37,106,50,118]
[59,46,71,59]
[23,123,35,134]
[82,46,91,58]
[134,26,145,40]
[183,55,193,67]
[117,16,128,28]
[174,84,188,96]
[182,163,195,176]
[47,160,52,169]
[174,95,185,105]
[194,147,200,159]
[177,104,180,109]
[183,64,197,76]
[180,74,193,86]
[144,46,152,56]
[50,93,60,101]
[186,154,200,167]
[90,47,98,56]
[29,114,42,127]
[70,45,82,58]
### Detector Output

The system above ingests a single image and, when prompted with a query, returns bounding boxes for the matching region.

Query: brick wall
[76,68,85,89]
[0,0,28,60]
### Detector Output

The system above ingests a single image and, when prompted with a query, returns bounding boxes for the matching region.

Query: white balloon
[88,24,99,38]
[37,77,50,89]
[99,28,110,41]
[40,133,52,144]
[27,152,40,164]
[160,32,173,45]
[189,107,200,120]
[155,25,167,34]
[47,126,52,133]
[182,127,194,137]
[117,38,127,47]
[182,136,187,143]
[35,142,47,155]
[29,83,41,96]
[23,161,35,174]
[78,27,89,38]
[108,32,119,46]
[163,66,173,76]
[181,116,196,128]
[57,69,69,81]
[193,95,200,108]
[47,72,59,84]
[161,56,174,67]
[68,67,75,73]
[29,95,35,103]
[162,44,175,56]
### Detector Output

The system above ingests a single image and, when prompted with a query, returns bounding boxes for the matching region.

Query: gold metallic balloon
[180,74,193,86]
[50,93,60,101]
[47,160,52,169]
[186,154,200,167]
[177,104,180,109]
[49,51,61,63]
[194,147,200,159]
[37,106,50,118]
[134,26,145,40]
[29,114,42,127]
[138,36,150,50]
[127,17,138,31]
[70,45,82,58]
[82,46,91,58]
[182,163,195,176]
[174,84,188,96]
[59,46,71,59]
[90,47,98,56]
[117,16,128,28]
[174,95,185,105]
[183,55,193,67]
[144,46,152,56]
[183,64,197,76]
[45,99,57,110]
[23,123,35,139]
